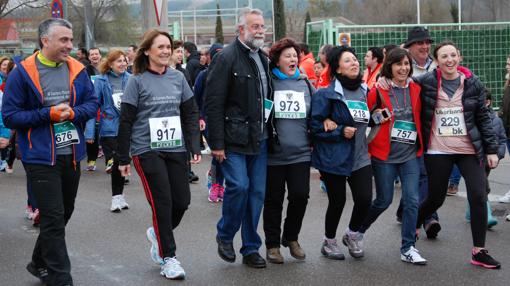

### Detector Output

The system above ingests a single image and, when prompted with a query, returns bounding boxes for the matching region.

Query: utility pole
[142,0,169,31]
[84,0,94,49]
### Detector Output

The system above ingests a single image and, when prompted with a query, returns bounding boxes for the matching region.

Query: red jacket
[367,82,423,161]
[299,53,317,85]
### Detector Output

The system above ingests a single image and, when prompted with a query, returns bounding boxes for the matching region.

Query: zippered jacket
[205,38,273,155]
[84,72,129,139]
[1,53,98,165]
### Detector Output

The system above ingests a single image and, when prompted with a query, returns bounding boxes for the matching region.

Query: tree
[274,0,286,41]
[215,3,223,44]
[303,10,311,43]
[450,3,459,23]
[67,0,138,47]
[0,0,47,19]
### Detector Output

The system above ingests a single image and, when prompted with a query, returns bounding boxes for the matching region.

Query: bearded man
[205,8,271,269]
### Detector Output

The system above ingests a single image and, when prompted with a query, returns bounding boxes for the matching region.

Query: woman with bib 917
[310,46,372,260]
[117,30,201,279]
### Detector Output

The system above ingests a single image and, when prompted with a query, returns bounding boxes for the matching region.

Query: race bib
[274,90,306,119]
[53,121,80,148]
[149,116,183,149]
[112,92,123,111]
[264,98,274,123]
[346,100,369,123]
[435,107,467,136]
[391,120,417,144]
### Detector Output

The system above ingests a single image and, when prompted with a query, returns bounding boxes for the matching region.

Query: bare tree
[0,0,47,19]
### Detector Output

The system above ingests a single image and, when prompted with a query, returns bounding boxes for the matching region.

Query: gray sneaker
[321,239,345,260]
[342,232,364,258]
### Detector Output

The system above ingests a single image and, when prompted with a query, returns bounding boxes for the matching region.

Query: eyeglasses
[248,24,267,31]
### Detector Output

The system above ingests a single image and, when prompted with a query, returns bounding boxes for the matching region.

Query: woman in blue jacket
[85,49,130,212]
[311,46,372,260]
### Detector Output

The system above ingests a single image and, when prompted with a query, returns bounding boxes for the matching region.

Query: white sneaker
[506,214,510,221]
[201,146,211,155]
[118,195,129,209]
[146,227,164,265]
[498,190,510,203]
[160,257,185,280]
[401,246,427,265]
[110,195,122,212]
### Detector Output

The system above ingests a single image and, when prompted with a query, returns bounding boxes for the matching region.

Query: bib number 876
[279,100,300,112]
[55,131,72,143]
[157,128,175,141]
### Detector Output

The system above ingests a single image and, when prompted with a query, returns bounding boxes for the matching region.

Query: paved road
[1,155,510,286]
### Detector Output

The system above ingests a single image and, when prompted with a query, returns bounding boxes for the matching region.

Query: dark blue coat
[311,80,368,176]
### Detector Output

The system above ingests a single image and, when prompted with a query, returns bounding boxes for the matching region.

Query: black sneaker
[26,261,49,283]
[188,171,199,183]
[424,220,441,239]
[471,249,501,269]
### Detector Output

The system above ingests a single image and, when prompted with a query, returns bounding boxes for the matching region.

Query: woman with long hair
[84,49,130,212]
[117,30,201,279]
[416,41,501,269]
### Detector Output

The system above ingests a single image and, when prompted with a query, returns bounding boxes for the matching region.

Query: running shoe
[447,184,459,196]
[218,185,225,201]
[32,209,40,227]
[401,246,427,265]
[320,180,327,193]
[105,159,114,174]
[208,184,220,203]
[97,147,104,158]
[160,257,185,280]
[146,227,164,265]
[471,249,501,269]
[321,238,345,260]
[26,261,49,284]
[506,214,510,221]
[342,232,364,258]
[118,194,129,210]
[206,169,213,190]
[5,166,13,174]
[0,160,7,171]
[188,171,199,183]
[110,195,122,212]
[424,219,441,239]
[25,205,34,220]
[86,160,96,171]
[498,190,510,203]
[201,146,211,155]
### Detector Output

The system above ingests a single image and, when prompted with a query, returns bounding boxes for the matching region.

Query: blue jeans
[448,164,461,186]
[217,140,267,256]
[397,156,439,223]
[360,158,420,253]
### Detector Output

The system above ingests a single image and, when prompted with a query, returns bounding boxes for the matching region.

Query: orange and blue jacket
[1,53,98,166]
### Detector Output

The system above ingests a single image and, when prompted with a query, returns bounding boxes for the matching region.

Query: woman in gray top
[263,38,314,264]
[117,30,201,280]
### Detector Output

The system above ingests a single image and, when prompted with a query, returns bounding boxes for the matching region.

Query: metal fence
[306,21,510,107]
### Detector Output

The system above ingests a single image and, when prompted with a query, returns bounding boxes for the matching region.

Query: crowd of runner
[2,8,510,285]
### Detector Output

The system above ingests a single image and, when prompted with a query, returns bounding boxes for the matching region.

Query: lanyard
[390,86,408,110]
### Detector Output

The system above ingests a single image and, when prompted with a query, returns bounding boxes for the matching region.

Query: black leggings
[86,123,99,162]
[419,154,487,247]
[263,161,310,248]
[100,137,125,196]
[133,151,190,258]
[321,165,373,239]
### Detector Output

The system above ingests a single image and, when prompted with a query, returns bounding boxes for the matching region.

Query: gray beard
[245,35,264,50]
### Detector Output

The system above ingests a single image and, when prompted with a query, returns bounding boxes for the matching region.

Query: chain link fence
[306,21,510,107]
